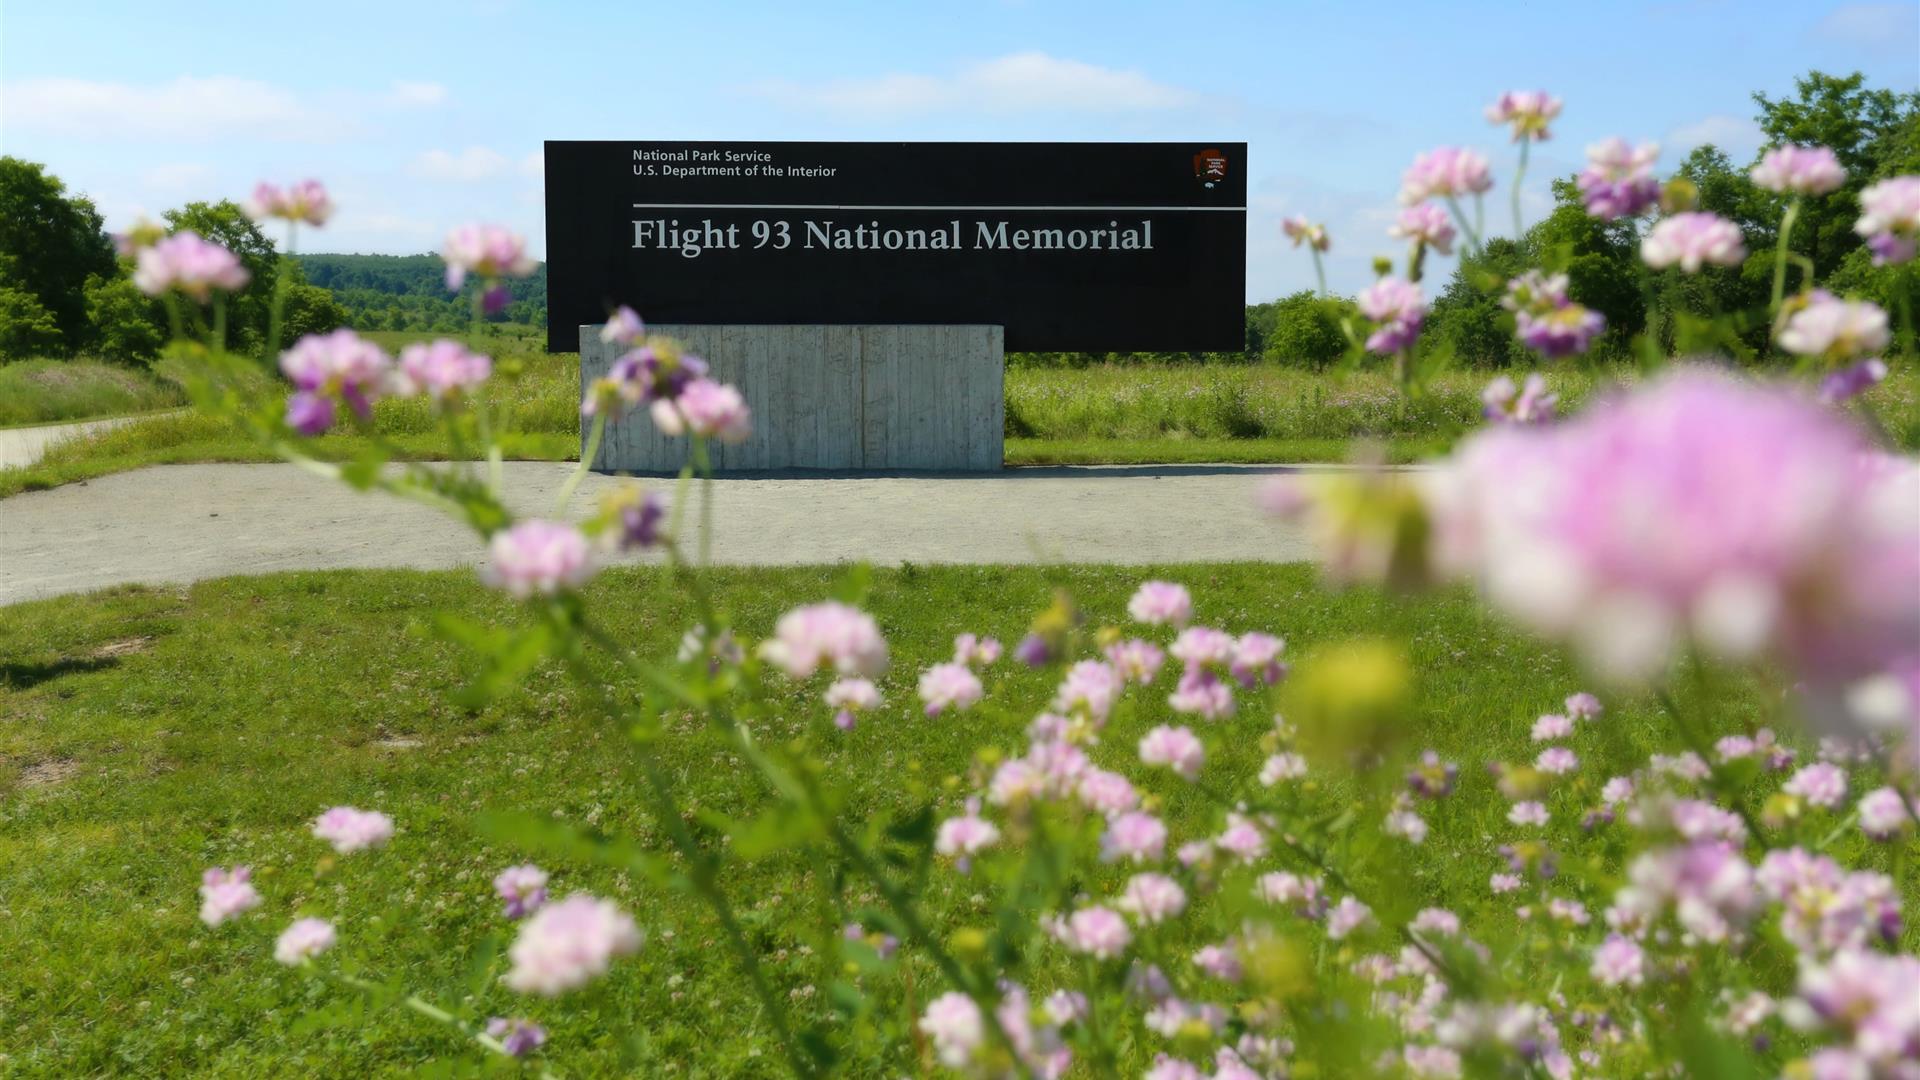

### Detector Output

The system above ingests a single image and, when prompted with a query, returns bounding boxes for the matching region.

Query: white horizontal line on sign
[629,203,1246,212]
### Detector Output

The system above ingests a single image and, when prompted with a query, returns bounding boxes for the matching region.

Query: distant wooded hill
[297,254,547,332]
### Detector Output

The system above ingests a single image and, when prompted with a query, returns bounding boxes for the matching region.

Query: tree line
[297,254,547,333]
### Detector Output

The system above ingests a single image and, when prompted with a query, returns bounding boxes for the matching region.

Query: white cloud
[1,76,346,141]
[408,146,513,182]
[140,162,215,191]
[520,150,544,179]
[387,80,449,107]
[353,212,439,237]
[307,210,445,256]
[1667,114,1765,159]
[1809,3,1920,53]
[747,52,1199,115]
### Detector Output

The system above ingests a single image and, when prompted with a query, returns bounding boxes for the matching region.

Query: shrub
[280,281,349,341]
[0,285,62,360]
[1260,291,1353,369]
[83,273,166,364]
[1426,238,1530,367]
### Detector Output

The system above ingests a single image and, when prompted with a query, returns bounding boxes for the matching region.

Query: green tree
[1676,146,1767,233]
[1751,71,1920,279]
[1666,148,1772,345]
[296,253,548,331]
[1427,238,1531,366]
[1261,291,1353,369]
[0,285,64,359]
[1529,178,1647,351]
[0,157,117,353]
[83,273,166,364]
[281,282,350,340]
[162,200,280,351]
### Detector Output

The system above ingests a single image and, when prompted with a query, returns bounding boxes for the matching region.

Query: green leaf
[473,811,689,892]
[339,452,383,490]
[884,805,935,848]
[827,979,867,1017]
[829,563,874,606]
[289,995,372,1037]
[798,1027,839,1068]
[430,614,552,706]
[838,939,892,976]
[714,805,824,860]
[463,935,500,996]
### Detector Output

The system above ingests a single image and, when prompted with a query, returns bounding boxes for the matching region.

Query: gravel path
[0,462,1320,604]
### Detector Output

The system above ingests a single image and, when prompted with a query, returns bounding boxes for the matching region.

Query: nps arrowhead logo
[1193,148,1228,189]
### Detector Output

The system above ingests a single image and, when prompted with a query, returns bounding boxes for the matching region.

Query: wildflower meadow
[12,83,1920,1080]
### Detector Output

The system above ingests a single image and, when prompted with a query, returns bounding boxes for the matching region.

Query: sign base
[581,324,1004,473]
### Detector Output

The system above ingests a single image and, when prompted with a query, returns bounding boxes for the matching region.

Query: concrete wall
[580,324,1004,473]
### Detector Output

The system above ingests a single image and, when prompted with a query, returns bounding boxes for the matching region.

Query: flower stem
[1197,778,1465,985]
[1770,198,1802,319]
[316,968,559,1078]
[553,411,605,515]
[715,677,1029,1075]
[1896,287,1917,357]
[1634,262,1666,370]
[1309,248,1329,299]
[267,221,296,361]
[1512,139,1530,241]
[1443,195,1484,256]
[557,647,817,1079]
[693,437,714,568]
[1078,956,1118,1074]
[665,458,696,548]
[1654,686,1767,848]
[814,808,1032,1078]
[473,398,503,496]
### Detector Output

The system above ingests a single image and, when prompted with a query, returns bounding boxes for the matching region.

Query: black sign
[543,141,1247,353]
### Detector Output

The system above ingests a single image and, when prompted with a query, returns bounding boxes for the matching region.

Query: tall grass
[353,331,581,437]
[1005,362,1920,449]
[0,359,187,427]
[1006,364,1548,441]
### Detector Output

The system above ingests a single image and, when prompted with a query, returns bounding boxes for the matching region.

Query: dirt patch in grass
[19,757,78,787]
[90,636,154,659]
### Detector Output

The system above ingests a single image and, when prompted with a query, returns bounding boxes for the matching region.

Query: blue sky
[2,0,1915,300]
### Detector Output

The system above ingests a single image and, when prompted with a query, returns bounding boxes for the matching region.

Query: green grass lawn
[1006,436,1451,465]
[0,358,187,427]
[0,563,1792,1077]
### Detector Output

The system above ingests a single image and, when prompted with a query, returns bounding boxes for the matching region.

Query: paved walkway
[0,414,167,470]
[0,462,1319,603]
